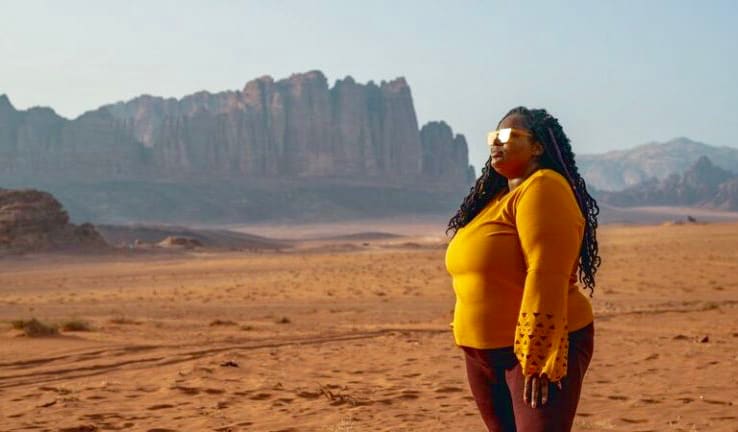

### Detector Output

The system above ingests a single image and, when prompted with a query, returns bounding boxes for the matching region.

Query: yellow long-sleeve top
[445,168,593,382]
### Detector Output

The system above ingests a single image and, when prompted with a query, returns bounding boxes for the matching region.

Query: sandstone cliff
[99,71,442,181]
[0,95,148,181]
[0,71,474,223]
[1,74,473,182]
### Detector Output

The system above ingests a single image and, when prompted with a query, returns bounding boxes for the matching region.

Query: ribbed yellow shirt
[445,168,593,381]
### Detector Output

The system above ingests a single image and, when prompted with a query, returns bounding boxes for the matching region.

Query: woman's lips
[491,152,503,159]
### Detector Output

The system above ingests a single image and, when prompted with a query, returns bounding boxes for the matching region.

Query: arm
[513,174,584,385]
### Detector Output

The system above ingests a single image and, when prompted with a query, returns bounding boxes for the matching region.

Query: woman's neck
[507,163,541,192]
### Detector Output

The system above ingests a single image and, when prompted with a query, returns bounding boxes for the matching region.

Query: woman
[445,106,601,431]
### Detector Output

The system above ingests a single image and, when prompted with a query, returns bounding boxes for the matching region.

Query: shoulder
[515,169,572,196]
[527,168,571,189]
[515,169,584,221]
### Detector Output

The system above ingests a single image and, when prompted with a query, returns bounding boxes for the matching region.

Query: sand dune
[96,224,291,251]
[1,222,737,431]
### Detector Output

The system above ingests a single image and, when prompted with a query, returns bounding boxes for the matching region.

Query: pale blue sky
[1,0,736,168]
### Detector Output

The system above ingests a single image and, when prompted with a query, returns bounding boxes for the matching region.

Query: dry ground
[1,222,737,431]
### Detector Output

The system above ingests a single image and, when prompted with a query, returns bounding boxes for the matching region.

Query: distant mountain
[598,156,738,210]
[578,137,738,191]
[0,71,474,224]
[712,178,738,211]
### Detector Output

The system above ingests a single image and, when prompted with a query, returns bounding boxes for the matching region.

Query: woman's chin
[491,161,507,175]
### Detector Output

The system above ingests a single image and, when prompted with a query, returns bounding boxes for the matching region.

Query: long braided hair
[447,106,601,295]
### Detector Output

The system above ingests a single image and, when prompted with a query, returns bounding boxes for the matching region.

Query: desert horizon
[1,220,737,431]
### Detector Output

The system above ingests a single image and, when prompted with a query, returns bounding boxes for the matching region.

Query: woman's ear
[532,141,544,157]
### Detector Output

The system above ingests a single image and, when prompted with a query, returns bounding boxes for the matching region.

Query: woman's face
[489,114,543,179]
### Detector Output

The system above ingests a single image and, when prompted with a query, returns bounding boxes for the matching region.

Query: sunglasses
[487,128,533,146]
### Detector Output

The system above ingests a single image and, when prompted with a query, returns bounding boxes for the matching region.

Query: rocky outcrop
[598,156,738,210]
[0,188,108,253]
[420,121,475,186]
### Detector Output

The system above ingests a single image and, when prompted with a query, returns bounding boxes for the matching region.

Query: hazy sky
[1,0,736,169]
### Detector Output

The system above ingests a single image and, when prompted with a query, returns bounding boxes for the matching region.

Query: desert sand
[1,222,737,431]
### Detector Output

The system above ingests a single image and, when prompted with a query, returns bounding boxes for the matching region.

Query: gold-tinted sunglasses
[487,128,533,146]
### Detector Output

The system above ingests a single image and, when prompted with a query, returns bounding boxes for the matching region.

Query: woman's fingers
[541,376,549,405]
[530,375,539,408]
[524,374,553,408]
[525,374,558,408]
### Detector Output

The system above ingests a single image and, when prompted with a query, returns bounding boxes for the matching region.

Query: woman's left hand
[523,374,561,408]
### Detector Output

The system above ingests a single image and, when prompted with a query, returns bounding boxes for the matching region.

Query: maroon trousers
[462,323,594,432]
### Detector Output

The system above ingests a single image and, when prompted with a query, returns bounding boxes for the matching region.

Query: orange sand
[1,222,737,431]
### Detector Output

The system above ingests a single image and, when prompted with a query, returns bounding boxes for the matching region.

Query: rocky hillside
[0,71,474,224]
[578,137,738,191]
[597,156,738,210]
[1,71,472,186]
[0,188,107,253]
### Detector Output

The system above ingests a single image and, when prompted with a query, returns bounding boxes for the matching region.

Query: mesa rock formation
[0,72,474,223]
[1,71,471,185]
[0,188,107,253]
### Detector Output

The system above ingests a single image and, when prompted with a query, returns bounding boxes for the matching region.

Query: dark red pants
[462,323,594,432]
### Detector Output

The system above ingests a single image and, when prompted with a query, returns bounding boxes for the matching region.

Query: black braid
[446,106,601,296]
